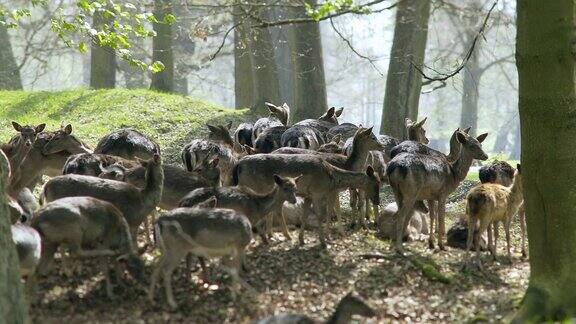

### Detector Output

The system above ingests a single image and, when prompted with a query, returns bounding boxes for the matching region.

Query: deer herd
[3,102,526,320]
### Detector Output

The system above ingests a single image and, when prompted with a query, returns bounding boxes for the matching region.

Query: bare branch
[411,1,498,83]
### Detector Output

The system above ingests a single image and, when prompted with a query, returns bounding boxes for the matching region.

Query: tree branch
[412,1,498,83]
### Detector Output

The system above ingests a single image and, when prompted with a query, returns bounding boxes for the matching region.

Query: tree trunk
[290,0,327,122]
[247,3,282,115]
[269,6,296,110]
[459,24,480,136]
[150,0,174,92]
[234,2,254,108]
[90,9,116,89]
[0,24,23,90]
[514,0,576,321]
[0,158,29,323]
[380,0,431,139]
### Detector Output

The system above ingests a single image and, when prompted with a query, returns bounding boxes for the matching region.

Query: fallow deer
[94,128,160,159]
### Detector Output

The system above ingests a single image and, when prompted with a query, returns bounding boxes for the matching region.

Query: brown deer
[318,134,344,154]
[326,123,358,142]
[9,131,76,194]
[293,107,344,135]
[148,204,253,309]
[387,130,489,253]
[253,126,289,153]
[1,122,46,174]
[390,126,471,162]
[178,174,299,242]
[233,154,381,247]
[466,164,523,266]
[41,124,92,155]
[41,154,164,244]
[255,292,376,324]
[63,153,140,176]
[94,128,160,159]
[280,125,325,150]
[30,196,145,299]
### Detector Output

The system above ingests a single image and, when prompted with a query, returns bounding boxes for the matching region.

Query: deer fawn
[466,164,523,266]
[148,203,253,309]
[30,196,145,299]
[387,130,489,253]
[41,154,164,245]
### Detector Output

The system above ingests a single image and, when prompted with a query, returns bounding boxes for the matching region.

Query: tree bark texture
[150,0,174,92]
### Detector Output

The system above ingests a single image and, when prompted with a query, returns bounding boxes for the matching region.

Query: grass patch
[0,89,253,163]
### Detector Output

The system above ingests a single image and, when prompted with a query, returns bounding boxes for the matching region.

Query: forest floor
[29,181,529,323]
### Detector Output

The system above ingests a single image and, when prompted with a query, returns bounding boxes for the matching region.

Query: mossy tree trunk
[514,0,576,321]
[380,0,430,139]
[234,1,254,109]
[290,0,327,122]
[90,9,116,89]
[0,157,29,323]
[150,0,174,93]
[248,3,282,115]
[0,24,23,90]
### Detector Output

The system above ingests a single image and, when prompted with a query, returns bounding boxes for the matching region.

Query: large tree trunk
[90,9,116,89]
[0,157,29,322]
[514,0,576,321]
[380,0,431,139]
[0,24,23,90]
[234,2,254,108]
[290,0,327,122]
[248,4,282,115]
[269,6,296,110]
[459,17,480,136]
[150,0,174,92]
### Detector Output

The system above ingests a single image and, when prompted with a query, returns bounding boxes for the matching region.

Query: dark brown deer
[252,102,290,144]
[94,128,160,159]
[387,131,489,252]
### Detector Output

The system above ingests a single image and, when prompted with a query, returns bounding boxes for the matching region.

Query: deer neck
[508,176,524,214]
[345,138,370,170]
[141,163,164,208]
[331,168,367,191]
[450,149,475,185]
[258,186,284,215]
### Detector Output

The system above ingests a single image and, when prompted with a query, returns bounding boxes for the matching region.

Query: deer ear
[35,123,46,133]
[12,122,22,132]
[456,131,467,144]
[206,124,219,133]
[325,107,335,118]
[476,133,488,143]
[335,107,344,117]
[64,124,72,135]
[416,117,427,127]
[463,126,472,134]
[405,118,413,128]
[366,165,375,177]
[273,174,283,185]
[365,126,374,134]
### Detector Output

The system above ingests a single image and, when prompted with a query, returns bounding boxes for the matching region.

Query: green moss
[0,89,253,163]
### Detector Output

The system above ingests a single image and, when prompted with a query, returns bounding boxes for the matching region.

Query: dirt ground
[29,183,529,323]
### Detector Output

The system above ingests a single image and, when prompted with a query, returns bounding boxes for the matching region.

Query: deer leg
[492,222,499,259]
[314,199,328,248]
[349,189,358,209]
[519,204,527,258]
[427,200,436,249]
[102,257,114,299]
[299,198,312,246]
[487,223,493,257]
[278,205,292,241]
[394,198,416,253]
[148,255,167,303]
[162,251,185,309]
[465,215,477,260]
[328,193,344,235]
[476,218,491,268]
[437,198,447,251]
[505,218,513,263]
[222,251,254,294]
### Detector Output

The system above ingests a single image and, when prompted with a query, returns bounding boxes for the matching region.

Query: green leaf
[163,14,176,25]
[150,61,165,73]
[78,41,88,53]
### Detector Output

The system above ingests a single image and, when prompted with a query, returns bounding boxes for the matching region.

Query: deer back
[94,128,160,160]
